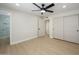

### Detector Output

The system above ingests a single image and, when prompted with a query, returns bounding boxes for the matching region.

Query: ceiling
[0,3,79,17]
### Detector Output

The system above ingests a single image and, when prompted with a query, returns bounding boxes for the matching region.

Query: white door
[64,15,79,43]
[46,20,49,35]
[53,17,64,39]
[37,17,45,37]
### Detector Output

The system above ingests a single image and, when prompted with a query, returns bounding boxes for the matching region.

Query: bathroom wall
[0,14,10,46]
[0,14,10,39]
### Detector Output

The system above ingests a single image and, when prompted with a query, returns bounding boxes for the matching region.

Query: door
[53,17,64,39]
[64,15,79,43]
[45,20,49,35]
[0,14,10,47]
[37,17,45,37]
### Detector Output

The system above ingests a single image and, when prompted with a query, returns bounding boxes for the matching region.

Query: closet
[64,15,79,43]
[53,14,79,43]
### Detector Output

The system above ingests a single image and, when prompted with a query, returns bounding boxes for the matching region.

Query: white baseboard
[10,36,37,45]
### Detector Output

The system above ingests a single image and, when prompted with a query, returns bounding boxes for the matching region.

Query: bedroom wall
[0,14,10,39]
[48,9,79,43]
[10,11,39,45]
[10,10,46,45]
[49,9,79,38]
[0,7,45,45]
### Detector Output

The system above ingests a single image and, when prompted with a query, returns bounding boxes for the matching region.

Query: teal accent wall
[0,14,10,39]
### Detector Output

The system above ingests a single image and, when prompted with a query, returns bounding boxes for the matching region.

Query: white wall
[64,15,79,43]
[52,10,79,18]
[10,11,39,45]
[49,9,79,38]
[53,17,64,39]
[49,9,79,43]
[10,10,45,45]
[0,7,46,45]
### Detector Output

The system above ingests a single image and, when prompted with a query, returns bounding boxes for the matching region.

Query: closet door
[53,17,64,39]
[64,15,79,43]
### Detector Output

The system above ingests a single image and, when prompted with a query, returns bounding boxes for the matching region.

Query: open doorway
[0,10,10,49]
[45,17,49,37]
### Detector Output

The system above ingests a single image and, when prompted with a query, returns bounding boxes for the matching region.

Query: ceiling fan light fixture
[41,10,45,13]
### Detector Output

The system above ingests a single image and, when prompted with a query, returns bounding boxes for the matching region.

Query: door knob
[77,30,79,32]
[38,28,40,30]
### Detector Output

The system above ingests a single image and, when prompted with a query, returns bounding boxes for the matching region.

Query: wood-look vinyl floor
[0,36,79,55]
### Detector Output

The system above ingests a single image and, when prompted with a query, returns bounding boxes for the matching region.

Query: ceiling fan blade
[45,3,55,9]
[45,10,54,13]
[32,10,41,11]
[33,3,41,9]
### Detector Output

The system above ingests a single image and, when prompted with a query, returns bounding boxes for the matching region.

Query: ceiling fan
[32,3,55,15]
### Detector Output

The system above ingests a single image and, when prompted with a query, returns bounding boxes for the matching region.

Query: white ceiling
[0,3,79,17]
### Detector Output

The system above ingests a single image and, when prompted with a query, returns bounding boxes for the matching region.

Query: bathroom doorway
[0,11,10,48]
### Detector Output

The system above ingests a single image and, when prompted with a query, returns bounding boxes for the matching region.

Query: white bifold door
[53,14,79,43]
[64,15,79,43]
